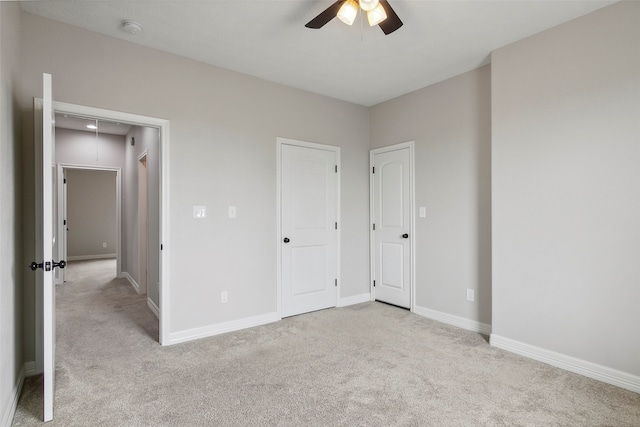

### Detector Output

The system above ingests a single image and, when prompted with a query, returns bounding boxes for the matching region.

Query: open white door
[31,73,64,422]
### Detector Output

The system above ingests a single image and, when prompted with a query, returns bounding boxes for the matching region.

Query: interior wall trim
[147,297,160,319]
[122,271,140,294]
[490,334,640,394]
[1,366,24,427]
[23,362,37,377]
[168,312,281,346]
[67,254,117,261]
[337,293,371,307]
[414,305,492,335]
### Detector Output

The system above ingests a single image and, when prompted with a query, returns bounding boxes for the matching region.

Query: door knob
[283,237,290,243]
[30,260,67,271]
[402,233,409,239]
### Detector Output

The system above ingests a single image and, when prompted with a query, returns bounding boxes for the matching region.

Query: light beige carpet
[12,259,640,426]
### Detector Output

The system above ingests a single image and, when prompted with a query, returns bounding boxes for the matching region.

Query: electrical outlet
[102,242,107,248]
[466,289,475,302]
[221,291,228,303]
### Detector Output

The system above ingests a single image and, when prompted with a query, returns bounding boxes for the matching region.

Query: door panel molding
[370,141,415,311]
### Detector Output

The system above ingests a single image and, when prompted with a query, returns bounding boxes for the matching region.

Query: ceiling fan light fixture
[367,3,387,26]
[337,0,358,25]
[359,0,380,12]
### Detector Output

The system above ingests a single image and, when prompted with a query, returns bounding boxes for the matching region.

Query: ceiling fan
[305,0,403,35]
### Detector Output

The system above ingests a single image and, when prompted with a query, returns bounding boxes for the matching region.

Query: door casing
[138,152,149,295]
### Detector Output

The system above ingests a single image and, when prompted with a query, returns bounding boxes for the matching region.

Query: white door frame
[369,141,416,311]
[57,164,123,281]
[34,100,171,356]
[276,137,341,317]
[137,151,149,295]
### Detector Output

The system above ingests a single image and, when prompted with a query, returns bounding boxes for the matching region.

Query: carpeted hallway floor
[12,259,640,426]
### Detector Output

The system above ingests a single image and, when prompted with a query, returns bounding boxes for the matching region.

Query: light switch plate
[466,289,475,302]
[193,206,206,219]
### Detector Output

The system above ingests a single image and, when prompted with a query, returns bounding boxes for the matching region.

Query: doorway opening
[34,100,170,380]
[53,114,161,319]
[56,165,122,285]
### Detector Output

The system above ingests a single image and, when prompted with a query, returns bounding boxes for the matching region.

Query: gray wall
[55,128,125,261]
[491,1,640,376]
[18,11,370,351]
[123,126,160,306]
[65,169,117,258]
[55,127,126,169]
[370,65,492,328]
[0,2,24,425]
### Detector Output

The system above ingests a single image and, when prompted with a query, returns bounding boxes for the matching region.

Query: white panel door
[372,146,412,308]
[281,143,338,317]
[32,73,59,422]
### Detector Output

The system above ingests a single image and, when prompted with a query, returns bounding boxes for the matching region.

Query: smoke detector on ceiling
[122,20,143,35]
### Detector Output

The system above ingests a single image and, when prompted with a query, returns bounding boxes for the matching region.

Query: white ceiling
[21,0,615,106]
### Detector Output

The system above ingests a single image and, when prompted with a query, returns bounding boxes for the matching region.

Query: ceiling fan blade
[378,0,403,35]
[305,0,346,29]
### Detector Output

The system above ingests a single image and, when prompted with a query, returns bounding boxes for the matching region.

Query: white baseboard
[490,334,640,394]
[413,305,492,335]
[147,297,159,319]
[121,272,140,293]
[67,254,116,261]
[1,366,24,427]
[168,312,281,346]
[338,293,371,307]
[24,361,36,377]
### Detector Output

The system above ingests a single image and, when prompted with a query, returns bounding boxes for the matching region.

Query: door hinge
[63,178,67,184]
[373,280,376,287]
[335,222,338,230]
[335,165,338,173]
[63,219,66,225]
[335,279,338,287]
[373,223,375,231]
[372,166,375,174]
[160,244,163,250]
